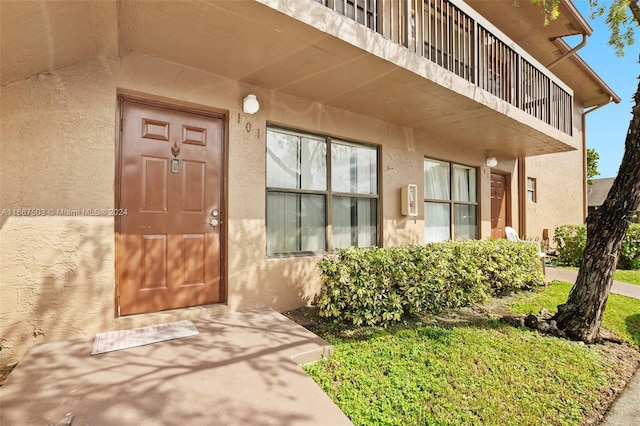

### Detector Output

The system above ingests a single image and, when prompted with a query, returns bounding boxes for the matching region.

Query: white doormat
[91,320,199,355]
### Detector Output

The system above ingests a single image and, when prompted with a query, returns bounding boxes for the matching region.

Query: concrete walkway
[546,266,640,425]
[545,266,640,299]
[602,369,640,426]
[0,308,353,426]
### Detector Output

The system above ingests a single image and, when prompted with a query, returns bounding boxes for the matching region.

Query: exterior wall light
[242,94,259,114]
[486,157,498,167]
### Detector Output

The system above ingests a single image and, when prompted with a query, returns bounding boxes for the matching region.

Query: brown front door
[491,172,508,239]
[117,100,224,316]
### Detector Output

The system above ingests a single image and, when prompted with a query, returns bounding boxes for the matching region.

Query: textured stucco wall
[0,52,582,366]
[523,103,586,245]
[525,149,585,243]
[1,58,117,364]
[113,53,491,313]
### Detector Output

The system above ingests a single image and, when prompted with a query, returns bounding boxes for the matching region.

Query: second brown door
[491,172,508,239]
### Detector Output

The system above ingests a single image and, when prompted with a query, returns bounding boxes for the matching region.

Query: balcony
[2,0,577,158]
[314,0,573,136]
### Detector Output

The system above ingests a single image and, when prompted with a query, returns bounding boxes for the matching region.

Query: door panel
[142,235,167,289]
[141,157,169,211]
[118,100,223,315]
[183,234,205,286]
[182,161,206,211]
[491,172,508,239]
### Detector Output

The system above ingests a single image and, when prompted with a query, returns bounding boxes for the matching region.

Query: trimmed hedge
[316,240,546,326]
[554,224,640,270]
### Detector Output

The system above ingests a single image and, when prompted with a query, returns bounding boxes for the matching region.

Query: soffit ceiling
[0,0,118,86]
[2,0,613,102]
[0,0,615,157]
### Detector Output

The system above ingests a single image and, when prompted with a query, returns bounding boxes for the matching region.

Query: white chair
[505,226,546,274]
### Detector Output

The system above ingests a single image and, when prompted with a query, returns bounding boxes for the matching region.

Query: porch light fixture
[242,94,260,114]
[486,157,498,167]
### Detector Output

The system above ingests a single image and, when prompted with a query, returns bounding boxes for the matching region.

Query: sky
[572,1,639,178]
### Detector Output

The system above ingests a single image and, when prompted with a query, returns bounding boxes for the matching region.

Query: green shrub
[554,224,640,269]
[316,240,545,327]
[554,224,587,267]
[315,247,405,326]
[394,242,487,318]
[471,239,546,295]
[620,224,640,269]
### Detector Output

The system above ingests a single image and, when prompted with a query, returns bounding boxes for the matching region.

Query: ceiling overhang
[2,0,615,158]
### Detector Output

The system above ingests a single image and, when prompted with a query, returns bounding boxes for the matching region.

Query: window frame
[266,125,380,257]
[526,177,537,203]
[423,157,479,242]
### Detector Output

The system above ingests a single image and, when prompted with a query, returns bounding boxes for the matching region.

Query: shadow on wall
[223,215,427,314]
[225,219,325,313]
[1,219,113,365]
[2,215,326,365]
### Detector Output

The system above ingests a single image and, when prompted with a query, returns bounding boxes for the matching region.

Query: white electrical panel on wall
[401,184,418,217]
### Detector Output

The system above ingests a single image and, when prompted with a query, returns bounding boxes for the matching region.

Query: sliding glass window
[424,158,477,243]
[266,127,379,256]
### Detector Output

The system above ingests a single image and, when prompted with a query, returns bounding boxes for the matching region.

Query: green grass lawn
[561,267,640,286]
[302,283,640,426]
[615,269,640,286]
[305,325,608,425]
[510,280,640,346]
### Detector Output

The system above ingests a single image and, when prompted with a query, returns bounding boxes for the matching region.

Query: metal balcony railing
[314,0,573,135]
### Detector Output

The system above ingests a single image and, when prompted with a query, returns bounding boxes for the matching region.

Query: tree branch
[630,0,640,26]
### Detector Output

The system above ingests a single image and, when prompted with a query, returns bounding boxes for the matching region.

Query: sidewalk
[0,308,353,426]
[545,266,640,299]
[602,369,640,426]
[546,266,640,425]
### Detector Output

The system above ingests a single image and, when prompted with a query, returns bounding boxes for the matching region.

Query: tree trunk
[554,74,640,343]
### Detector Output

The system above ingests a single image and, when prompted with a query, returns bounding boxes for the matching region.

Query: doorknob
[209,219,219,227]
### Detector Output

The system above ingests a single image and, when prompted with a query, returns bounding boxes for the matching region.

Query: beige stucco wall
[1,53,498,365]
[523,103,586,247]
[524,149,585,244]
[114,53,492,308]
[0,51,586,367]
[1,58,117,364]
